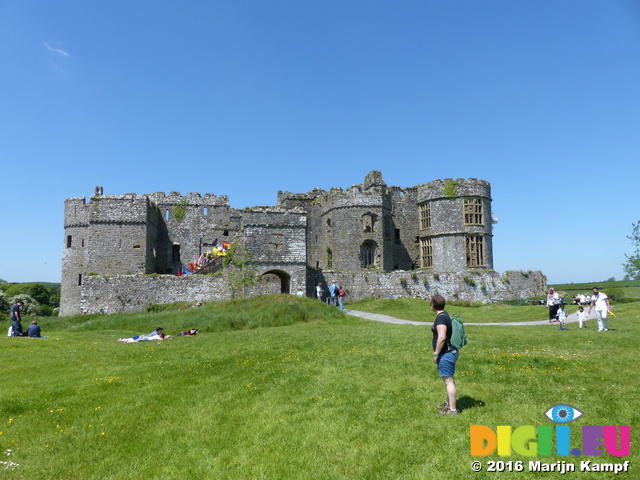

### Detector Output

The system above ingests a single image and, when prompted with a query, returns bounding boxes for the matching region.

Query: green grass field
[1,296,637,479]
[550,280,640,302]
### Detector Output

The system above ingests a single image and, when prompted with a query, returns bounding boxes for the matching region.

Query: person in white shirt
[588,287,611,331]
[576,306,588,328]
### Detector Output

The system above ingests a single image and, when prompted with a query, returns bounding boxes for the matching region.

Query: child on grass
[557,304,567,331]
[576,306,588,328]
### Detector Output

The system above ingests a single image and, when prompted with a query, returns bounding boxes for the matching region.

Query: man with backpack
[431,295,464,416]
[328,281,339,307]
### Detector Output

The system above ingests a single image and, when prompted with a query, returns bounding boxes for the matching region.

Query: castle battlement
[60,171,543,316]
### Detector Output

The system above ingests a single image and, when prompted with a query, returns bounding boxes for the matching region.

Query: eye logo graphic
[544,404,584,424]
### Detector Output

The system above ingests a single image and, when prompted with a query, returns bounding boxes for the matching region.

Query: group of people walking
[546,286,612,331]
[316,281,346,311]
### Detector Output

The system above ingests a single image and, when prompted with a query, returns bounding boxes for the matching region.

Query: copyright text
[471,460,631,474]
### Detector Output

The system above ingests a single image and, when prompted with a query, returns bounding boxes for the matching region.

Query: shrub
[606,288,624,302]
[8,294,40,316]
[37,305,54,317]
[0,290,8,313]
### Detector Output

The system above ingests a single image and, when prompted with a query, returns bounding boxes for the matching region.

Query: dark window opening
[361,241,376,268]
[66,235,72,248]
[78,274,82,286]
[466,235,485,267]
[395,229,401,245]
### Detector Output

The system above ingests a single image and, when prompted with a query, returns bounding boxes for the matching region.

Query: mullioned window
[463,198,483,225]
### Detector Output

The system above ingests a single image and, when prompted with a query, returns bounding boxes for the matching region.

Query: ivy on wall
[172,199,189,222]
[443,180,458,199]
[90,197,101,216]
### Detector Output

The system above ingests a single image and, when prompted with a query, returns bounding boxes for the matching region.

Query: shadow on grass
[458,395,486,412]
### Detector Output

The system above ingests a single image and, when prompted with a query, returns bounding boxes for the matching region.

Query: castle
[60,171,545,315]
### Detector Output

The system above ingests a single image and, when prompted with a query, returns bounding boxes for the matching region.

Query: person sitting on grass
[118,327,170,343]
[27,320,43,337]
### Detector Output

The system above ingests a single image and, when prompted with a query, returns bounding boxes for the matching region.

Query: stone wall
[77,268,545,315]
[80,274,230,315]
[314,269,546,305]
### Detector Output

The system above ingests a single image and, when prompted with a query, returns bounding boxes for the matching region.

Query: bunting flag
[177,269,182,277]
[183,241,234,274]
[214,241,231,256]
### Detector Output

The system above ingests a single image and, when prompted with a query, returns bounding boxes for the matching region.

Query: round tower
[417,178,493,272]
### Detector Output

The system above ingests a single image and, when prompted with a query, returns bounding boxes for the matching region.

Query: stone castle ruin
[61,171,545,315]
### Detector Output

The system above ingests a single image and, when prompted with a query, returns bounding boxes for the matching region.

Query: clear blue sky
[1,0,639,285]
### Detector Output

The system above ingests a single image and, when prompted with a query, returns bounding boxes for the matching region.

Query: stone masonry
[61,172,546,315]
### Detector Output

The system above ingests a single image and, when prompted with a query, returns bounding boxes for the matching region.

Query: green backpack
[449,314,468,350]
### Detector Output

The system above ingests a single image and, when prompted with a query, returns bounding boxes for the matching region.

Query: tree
[0,290,8,313]
[623,221,640,279]
[8,294,40,316]
[223,243,258,298]
[27,284,50,305]
[48,287,61,308]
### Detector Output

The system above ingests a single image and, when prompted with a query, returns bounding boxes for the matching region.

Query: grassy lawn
[1,296,637,479]
[348,297,553,323]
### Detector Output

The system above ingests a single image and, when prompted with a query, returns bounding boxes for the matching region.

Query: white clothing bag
[7,326,13,336]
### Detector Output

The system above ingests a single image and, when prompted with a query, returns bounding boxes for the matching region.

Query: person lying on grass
[118,327,170,343]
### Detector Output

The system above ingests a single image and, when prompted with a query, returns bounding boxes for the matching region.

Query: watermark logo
[470,404,630,457]
[544,404,583,423]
